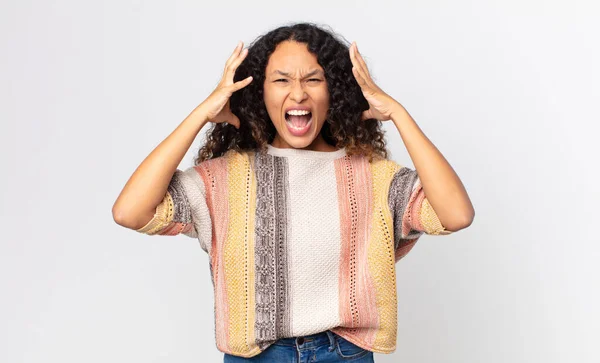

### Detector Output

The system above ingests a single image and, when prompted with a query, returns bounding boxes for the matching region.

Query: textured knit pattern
[136,145,452,358]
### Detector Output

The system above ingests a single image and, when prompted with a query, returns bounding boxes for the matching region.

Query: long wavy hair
[194,22,389,164]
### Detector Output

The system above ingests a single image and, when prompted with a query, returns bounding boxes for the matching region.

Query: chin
[276,121,314,144]
[284,136,316,149]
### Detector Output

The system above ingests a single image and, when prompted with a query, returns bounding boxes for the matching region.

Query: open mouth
[284,110,313,136]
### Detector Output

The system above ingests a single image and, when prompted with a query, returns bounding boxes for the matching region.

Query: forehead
[265,41,323,74]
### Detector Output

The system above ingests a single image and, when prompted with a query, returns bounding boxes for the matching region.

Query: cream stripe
[176,167,213,253]
[286,157,342,336]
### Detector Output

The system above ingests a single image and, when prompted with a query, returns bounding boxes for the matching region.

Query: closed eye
[274,78,323,83]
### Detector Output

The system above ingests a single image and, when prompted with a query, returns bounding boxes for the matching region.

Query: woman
[112,22,474,362]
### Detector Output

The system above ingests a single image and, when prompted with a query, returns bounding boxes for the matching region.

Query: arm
[390,104,475,232]
[112,41,253,231]
[111,107,209,230]
[348,41,474,232]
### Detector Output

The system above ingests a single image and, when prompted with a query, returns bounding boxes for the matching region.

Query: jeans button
[297,337,304,345]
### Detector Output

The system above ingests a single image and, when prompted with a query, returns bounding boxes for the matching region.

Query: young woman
[112,22,474,363]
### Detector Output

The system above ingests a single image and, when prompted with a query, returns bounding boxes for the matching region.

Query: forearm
[390,104,474,231]
[112,105,209,229]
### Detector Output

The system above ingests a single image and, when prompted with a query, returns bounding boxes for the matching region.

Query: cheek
[315,85,330,102]
[262,86,271,103]
[263,89,284,122]
[263,87,283,107]
[315,90,330,109]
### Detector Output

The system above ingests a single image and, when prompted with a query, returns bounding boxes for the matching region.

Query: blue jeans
[223,330,375,362]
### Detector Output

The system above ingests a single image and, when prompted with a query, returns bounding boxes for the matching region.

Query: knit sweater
[136,144,452,358]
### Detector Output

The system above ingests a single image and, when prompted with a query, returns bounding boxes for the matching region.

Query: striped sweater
[136,144,452,358]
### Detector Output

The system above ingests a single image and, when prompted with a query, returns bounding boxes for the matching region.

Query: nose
[289,80,308,102]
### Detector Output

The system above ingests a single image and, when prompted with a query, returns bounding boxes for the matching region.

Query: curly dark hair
[194,22,389,164]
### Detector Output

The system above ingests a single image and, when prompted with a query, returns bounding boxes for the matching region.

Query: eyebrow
[271,69,324,78]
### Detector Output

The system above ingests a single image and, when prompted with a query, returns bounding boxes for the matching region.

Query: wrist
[191,105,210,127]
[390,103,406,121]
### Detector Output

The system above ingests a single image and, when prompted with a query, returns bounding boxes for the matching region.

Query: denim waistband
[273,330,336,350]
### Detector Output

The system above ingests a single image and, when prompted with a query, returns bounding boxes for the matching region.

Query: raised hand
[349,42,401,122]
[199,41,253,129]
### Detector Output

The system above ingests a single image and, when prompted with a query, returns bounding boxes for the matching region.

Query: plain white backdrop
[1,0,598,362]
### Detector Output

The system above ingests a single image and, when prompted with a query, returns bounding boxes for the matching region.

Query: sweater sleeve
[388,166,452,261]
[135,166,212,254]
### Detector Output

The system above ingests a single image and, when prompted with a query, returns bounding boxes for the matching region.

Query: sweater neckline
[266,144,347,160]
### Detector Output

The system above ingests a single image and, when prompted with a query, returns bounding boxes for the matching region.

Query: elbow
[443,209,475,232]
[112,203,155,231]
[112,204,137,229]
[460,206,475,228]
[112,204,129,227]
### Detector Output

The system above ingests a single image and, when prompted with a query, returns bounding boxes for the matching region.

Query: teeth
[286,109,311,116]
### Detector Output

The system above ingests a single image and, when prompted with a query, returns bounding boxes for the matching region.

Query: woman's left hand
[350,42,401,122]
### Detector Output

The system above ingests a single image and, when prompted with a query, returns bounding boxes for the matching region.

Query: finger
[225,41,243,68]
[230,75,253,92]
[224,41,243,70]
[353,43,371,79]
[350,43,373,89]
[352,66,370,90]
[226,47,249,80]
[349,43,365,74]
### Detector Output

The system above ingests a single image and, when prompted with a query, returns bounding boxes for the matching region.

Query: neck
[271,134,338,152]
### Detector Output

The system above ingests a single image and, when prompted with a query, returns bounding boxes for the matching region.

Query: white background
[1,0,598,362]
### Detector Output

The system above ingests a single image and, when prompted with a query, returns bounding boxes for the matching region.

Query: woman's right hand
[199,41,253,129]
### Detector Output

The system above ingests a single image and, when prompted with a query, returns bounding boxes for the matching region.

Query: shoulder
[192,149,245,170]
[367,157,420,193]
[369,156,404,174]
[187,149,260,178]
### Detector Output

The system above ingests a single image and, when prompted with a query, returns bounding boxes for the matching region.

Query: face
[263,40,331,150]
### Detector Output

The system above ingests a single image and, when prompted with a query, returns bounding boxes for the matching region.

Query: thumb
[229,114,241,129]
[361,110,371,121]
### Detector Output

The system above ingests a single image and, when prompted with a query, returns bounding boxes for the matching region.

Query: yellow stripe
[367,159,402,352]
[136,192,174,235]
[421,198,452,235]
[223,151,260,356]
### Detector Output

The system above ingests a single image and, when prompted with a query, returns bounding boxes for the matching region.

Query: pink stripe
[334,155,379,348]
[158,222,188,236]
[395,239,418,262]
[403,180,426,235]
[197,157,231,352]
